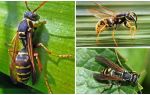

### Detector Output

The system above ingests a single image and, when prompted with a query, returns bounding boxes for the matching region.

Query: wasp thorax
[24,11,40,21]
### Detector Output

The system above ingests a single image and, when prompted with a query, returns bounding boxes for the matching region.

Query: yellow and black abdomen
[14,48,32,83]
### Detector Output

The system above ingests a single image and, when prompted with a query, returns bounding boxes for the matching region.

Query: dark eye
[32,14,36,18]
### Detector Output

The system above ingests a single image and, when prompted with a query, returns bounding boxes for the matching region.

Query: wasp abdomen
[15,50,32,83]
[103,68,115,76]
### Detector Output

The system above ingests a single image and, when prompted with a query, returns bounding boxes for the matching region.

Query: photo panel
[0,1,75,94]
[76,48,150,94]
[76,1,150,47]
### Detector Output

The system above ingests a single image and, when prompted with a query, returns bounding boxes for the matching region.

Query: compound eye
[31,14,36,20]
[35,15,40,20]
[129,12,137,21]
[32,14,36,18]
[128,14,134,21]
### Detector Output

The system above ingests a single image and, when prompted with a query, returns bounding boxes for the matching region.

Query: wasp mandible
[93,56,141,93]
[89,3,137,47]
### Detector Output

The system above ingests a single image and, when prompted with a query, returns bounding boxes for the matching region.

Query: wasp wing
[8,32,19,62]
[88,8,112,19]
[27,32,36,84]
[89,2,117,19]
[95,56,124,72]
[93,73,123,81]
[8,32,20,84]
[94,2,116,16]
[10,63,18,84]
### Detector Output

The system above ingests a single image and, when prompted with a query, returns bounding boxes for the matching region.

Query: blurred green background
[0,1,75,94]
[76,1,150,47]
[76,48,150,94]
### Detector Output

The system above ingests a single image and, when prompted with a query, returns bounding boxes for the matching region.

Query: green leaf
[76,1,150,47]
[0,72,42,94]
[0,1,74,94]
[76,48,148,94]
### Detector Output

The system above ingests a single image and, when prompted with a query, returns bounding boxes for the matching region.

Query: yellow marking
[19,32,25,35]
[26,19,33,32]
[103,69,107,74]
[126,21,137,39]
[21,77,30,81]
[16,65,31,69]
[108,68,111,72]
[17,72,31,76]
[17,77,30,82]
[95,21,107,45]
[18,52,28,55]
[17,77,22,82]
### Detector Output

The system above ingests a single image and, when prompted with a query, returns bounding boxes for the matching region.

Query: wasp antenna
[33,1,48,13]
[25,1,31,11]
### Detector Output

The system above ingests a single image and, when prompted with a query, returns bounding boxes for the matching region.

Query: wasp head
[133,73,139,84]
[130,72,140,85]
[126,12,137,28]
[24,11,40,21]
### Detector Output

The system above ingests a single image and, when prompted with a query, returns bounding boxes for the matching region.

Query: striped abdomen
[102,68,115,76]
[15,50,32,83]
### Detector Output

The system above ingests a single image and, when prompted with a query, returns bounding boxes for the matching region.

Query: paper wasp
[89,3,137,47]
[8,1,72,93]
[93,56,141,93]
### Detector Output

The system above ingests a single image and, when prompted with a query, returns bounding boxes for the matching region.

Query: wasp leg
[34,52,43,72]
[112,29,118,47]
[101,81,113,93]
[36,43,72,58]
[137,83,142,94]
[34,52,52,94]
[96,20,107,44]
[44,74,53,94]
[33,21,46,28]
[126,21,136,39]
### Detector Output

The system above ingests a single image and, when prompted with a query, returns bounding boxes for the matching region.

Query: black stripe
[16,67,31,73]
[15,60,31,67]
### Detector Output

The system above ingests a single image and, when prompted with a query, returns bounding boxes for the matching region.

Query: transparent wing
[8,32,20,83]
[89,2,117,18]
[88,8,112,18]
[94,2,116,15]
[8,32,20,65]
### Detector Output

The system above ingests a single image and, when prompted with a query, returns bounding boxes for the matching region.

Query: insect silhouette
[89,3,137,47]
[8,1,72,93]
[93,56,141,93]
